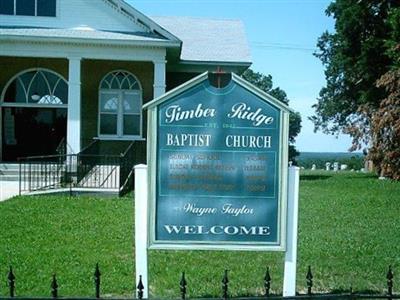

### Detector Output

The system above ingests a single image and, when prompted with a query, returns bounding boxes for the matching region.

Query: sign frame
[144,72,292,251]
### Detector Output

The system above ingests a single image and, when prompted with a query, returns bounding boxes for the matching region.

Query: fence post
[137,275,144,300]
[69,155,73,197]
[387,265,394,298]
[51,274,58,298]
[45,162,48,188]
[94,263,101,298]
[8,266,15,297]
[222,270,229,300]
[180,272,187,300]
[28,162,31,192]
[306,266,313,296]
[119,155,123,196]
[264,267,271,297]
[18,160,21,196]
[283,166,300,297]
[135,164,148,299]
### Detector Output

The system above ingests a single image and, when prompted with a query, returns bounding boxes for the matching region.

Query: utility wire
[251,41,317,52]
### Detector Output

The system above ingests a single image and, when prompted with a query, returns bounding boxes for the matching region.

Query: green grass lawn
[1,171,400,298]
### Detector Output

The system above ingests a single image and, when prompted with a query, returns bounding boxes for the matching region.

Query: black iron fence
[76,154,121,190]
[0,265,398,300]
[18,154,70,192]
[18,141,141,196]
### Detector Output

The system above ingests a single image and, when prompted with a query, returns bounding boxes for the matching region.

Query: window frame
[0,0,15,15]
[0,0,57,17]
[98,71,143,141]
[99,90,119,136]
[0,68,68,109]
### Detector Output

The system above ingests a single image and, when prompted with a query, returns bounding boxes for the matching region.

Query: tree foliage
[313,1,400,179]
[369,7,400,179]
[241,69,302,162]
[370,69,400,179]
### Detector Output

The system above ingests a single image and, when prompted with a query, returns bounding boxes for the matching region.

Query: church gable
[0,0,176,39]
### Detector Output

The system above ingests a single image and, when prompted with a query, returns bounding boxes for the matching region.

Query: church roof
[152,16,252,64]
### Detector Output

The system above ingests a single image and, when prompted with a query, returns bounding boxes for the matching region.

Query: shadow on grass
[330,288,382,295]
[300,174,333,181]
[339,173,379,180]
[196,290,383,298]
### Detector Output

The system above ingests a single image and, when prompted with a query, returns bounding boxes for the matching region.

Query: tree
[313,1,400,179]
[368,7,400,179]
[312,1,397,142]
[241,69,302,162]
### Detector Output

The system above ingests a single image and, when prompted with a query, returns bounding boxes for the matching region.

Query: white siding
[0,0,147,33]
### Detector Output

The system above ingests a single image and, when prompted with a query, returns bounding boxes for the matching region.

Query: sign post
[134,164,149,299]
[283,166,300,296]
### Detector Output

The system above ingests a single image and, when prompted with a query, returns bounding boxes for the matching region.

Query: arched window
[1,68,68,106]
[98,70,142,138]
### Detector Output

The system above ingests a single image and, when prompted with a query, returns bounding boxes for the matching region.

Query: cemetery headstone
[333,162,339,172]
[325,162,331,171]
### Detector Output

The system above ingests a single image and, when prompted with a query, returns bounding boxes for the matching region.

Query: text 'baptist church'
[164,102,274,148]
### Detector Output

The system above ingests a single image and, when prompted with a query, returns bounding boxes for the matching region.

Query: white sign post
[283,166,300,297]
[134,164,149,299]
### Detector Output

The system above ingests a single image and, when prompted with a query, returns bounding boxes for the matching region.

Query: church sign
[144,72,291,251]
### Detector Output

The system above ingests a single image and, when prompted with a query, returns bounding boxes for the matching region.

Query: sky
[128,0,355,153]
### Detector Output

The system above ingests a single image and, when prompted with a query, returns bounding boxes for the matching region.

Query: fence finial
[137,275,144,299]
[306,266,313,296]
[8,266,16,298]
[264,267,271,297]
[94,263,101,298]
[387,265,394,297]
[51,274,58,298]
[180,272,187,300]
[349,285,355,300]
[222,270,229,299]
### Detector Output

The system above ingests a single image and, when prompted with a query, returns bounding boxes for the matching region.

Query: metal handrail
[79,139,99,155]
[18,140,141,195]
[122,140,135,157]
[119,141,137,196]
[19,154,69,160]
[55,137,66,156]
[78,154,121,158]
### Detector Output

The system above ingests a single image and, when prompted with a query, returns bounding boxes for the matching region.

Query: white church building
[0,0,251,162]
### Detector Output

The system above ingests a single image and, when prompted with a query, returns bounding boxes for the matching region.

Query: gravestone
[333,162,339,172]
[325,162,331,171]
